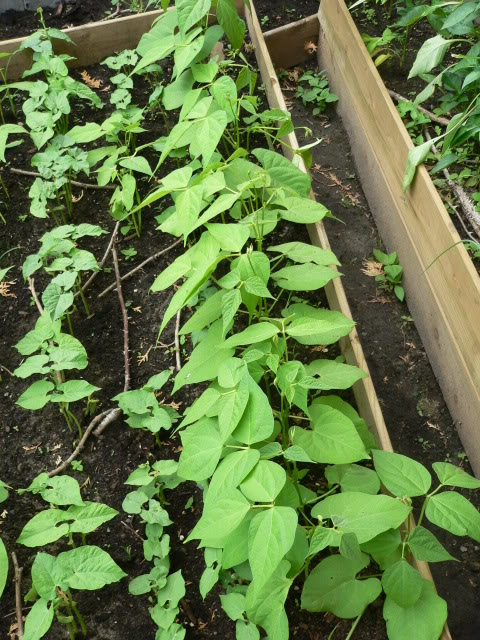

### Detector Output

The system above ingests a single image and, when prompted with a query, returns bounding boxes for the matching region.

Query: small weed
[296,70,338,116]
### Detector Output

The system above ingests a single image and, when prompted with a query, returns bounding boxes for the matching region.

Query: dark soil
[253,0,319,29]
[0,7,479,640]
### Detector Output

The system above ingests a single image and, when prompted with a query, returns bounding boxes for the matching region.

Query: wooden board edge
[245,3,452,635]
[0,0,246,80]
[263,14,319,69]
[317,0,480,481]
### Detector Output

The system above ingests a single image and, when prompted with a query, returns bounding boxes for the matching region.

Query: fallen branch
[425,129,480,241]
[11,552,23,639]
[93,243,131,438]
[175,310,182,372]
[388,89,450,127]
[120,520,145,543]
[75,221,120,299]
[48,409,110,477]
[10,168,115,191]
[97,237,182,299]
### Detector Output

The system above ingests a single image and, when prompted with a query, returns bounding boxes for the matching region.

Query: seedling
[373,248,405,301]
[295,70,338,115]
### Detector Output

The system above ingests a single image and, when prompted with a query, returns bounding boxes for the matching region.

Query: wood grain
[263,14,319,69]
[317,0,480,480]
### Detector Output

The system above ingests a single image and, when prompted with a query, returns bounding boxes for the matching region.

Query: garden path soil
[0,12,479,640]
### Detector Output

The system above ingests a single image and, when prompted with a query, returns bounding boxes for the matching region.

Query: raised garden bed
[261,0,480,481]
[0,2,479,640]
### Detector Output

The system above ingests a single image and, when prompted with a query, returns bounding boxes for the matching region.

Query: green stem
[77,276,91,317]
[68,590,87,636]
[345,610,365,640]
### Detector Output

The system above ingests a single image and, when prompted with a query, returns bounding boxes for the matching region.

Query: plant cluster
[295,70,338,115]
[0,2,479,640]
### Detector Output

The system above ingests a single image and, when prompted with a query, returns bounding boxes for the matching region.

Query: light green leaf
[268,242,340,266]
[17,509,69,547]
[279,197,330,223]
[272,263,340,291]
[187,488,251,544]
[384,580,447,640]
[302,553,381,618]
[409,35,454,79]
[220,592,246,621]
[373,450,431,497]
[67,502,118,534]
[292,404,368,464]
[233,376,274,445]
[236,620,260,640]
[224,323,279,348]
[40,475,84,507]
[42,283,74,320]
[17,380,54,410]
[180,387,221,428]
[206,223,249,252]
[178,418,223,481]
[200,564,220,599]
[216,0,245,50]
[222,512,255,569]
[23,599,54,640]
[31,553,59,601]
[382,559,423,607]
[240,461,286,502]
[312,492,411,543]
[173,321,235,392]
[222,289,242,336]
[326,464,380,495]
[407,526,456,563]
[207,449,260,506]
[403,137,438,192]
[0,538,7,599]
[425,491,480,541]
[253,148,310,197]
[14,355,50,379]
[284,305,354,345]
[308,526,342,555]
[248,507,297,589]
[180,289,225,335]
[56,545,126,590]
[432,462,480,489]
[304,359,367,390]
[50,380,100,403]
[119,155,152,176]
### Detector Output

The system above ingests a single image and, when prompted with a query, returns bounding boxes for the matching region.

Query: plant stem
[345,610,365,640]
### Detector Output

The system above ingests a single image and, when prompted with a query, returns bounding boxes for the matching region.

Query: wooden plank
[245,4,452,636]
[0,0,246,80]
[263,14,319,69]
[318,0,480,479]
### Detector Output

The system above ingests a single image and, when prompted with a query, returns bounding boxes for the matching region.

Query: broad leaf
[233,376,274,445]
[432,462,480,489]
[381,559,423,607]
[240,461,286,502]
[245,560,292,640]
[373,450,431,497]
[178,418,223,481]
[407,526,456,563]
[56,545,126,590]
[425,491,480,541]
[0,538,7,599]
[23,599,54,640]
[17,380,54,410]
[187,488,251,545]
[17,510,69,547]
[272,263,340,291]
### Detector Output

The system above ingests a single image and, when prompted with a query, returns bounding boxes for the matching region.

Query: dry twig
[27,278,43,315]
[75,221,120,299]
[97,238,182,299]
[10,168,115,191]
[11,552,23,639]
[388,89,450,127]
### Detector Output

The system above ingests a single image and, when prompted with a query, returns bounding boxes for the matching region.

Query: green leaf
[56,545,126,590]
[178,418,223,481]
[0,537,7,599]
[40,475,84,507]
[222,289,242,336]
[119,155,152,176]
[403,137,438,192]
[14,355,50,379]
[302,553,381,618]
[17,509,69,547]
[272,263,340,291]
[372,450,431,497]
[382,559,423,607]
[409,35,454,79]
[284,305,354,345]
[268,242,340,266]
[407,526,456,563]
[432,462,480,489]
[180,289,225,335]
[384,580,447,640]
[17,381,54,410]
[207,449,260,505]
[50,380,100,403]
[233,376,274,445]
[244,276,273,298]
[236,620,260,640]
[220,592,246,621]
[190,110,228,166]
[67,502,118,534]
[216,0,245,50]
[304,359,367,390]
[312,492,411,543]
[292,404,368,464]
[187,488,251,545]
[222,512,255,569]
[177,0,211,33]
[200,564,220,599]
[173,321,235,392]
[42,283,74,320]
[224,323,279,348]
[31,553,59,601]
[326,464,380,495]
[240,461,286,502]
[309,526,342,555]
[279,197,330,223]
[248,507,297,589]
[245,560,292,640]
[23,599,54,640]
[253,148,310,197]
[206,223,249,252]
[425,491,480,541]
